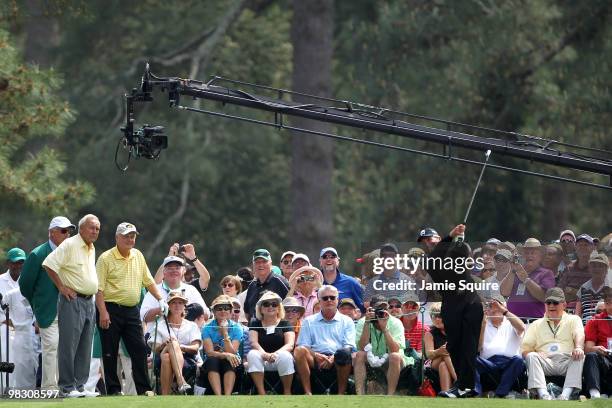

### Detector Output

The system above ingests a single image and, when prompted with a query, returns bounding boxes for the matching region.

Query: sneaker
[144,391,156,397]
[540,394,554,400]
[65,390,85,398]
[556,395,570,401]
[458,388,479,398]
[82,390,99,398]
[438,387,459,398]
[504,391,518,399]
[178,383,191,394]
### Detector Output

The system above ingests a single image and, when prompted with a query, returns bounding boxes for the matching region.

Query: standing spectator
[475,295,525,398]
[492,249,513,286]
[286,265,322,318]
[247,291,295,395]
[201,295,243,395]
[521,287,585,400]
[95,222,165,396]
[244,249,289,320]
[423,303,456,394]
[583,288,612,399]
[542,244,564,282]
[501,238,555,320]
[558,230,577,278]
[560,234,596,308]
[291,253,311,271]
[477,260,502,300]
[42,214,100,398]
[320,247,364,313]
[19,216,74,389]
[364,243,418,304]
[0,247,26,386]
[153,243,211,294]
[294,285,356,395]
[389,293,429,355]
[417,227,441,254]
[279,251,296,280]
[354,295,408,395]
[140,256,209,324]
[575,252,610,322]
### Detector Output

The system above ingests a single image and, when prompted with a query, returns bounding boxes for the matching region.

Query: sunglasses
[482,268,495,273]
[494,257,509,263]
[560,239,574,243]
[281,260,292,265]
[431,313,441,318]
[214,305,232,312]
[222,283,235,288]
[59,228,71,234]
[232,309,241,314]
[262,302,279,308]
[388,304,402,309]
[545,300,560,305]
[321,254,337,259]
[321,295,337,302]
[286,307,302,314]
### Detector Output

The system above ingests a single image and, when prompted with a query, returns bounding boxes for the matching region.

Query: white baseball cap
[49,216,75,231]
[116,222,139,235]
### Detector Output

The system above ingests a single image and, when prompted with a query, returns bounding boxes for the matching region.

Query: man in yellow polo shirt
[521,287,585,400]
[43,214,100,398]
[95,222,165,396]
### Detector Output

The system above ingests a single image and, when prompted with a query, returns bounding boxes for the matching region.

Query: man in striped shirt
[576,252,610,323]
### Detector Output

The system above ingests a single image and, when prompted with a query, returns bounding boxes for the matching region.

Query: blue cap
[576,234,594,245]
[417,227,439,241]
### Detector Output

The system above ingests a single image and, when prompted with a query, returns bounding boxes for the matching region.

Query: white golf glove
[158,299,169,316]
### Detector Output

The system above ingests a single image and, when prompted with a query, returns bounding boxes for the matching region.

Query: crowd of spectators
[0,216,611,400]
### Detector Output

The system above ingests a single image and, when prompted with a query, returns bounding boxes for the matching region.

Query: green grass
[1,395,608,408]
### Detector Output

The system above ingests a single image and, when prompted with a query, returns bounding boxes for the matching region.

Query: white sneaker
[178,383,192,394]
[556,395,569,401]
[65,390,85,398]
[82,390,99,398]
[540,394,553,400]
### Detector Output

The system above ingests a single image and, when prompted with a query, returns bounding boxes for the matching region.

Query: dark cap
[417,227,439,242]
[369,295,389,308]
[185,303,205,321]
[380,242,399,254]
[252,248,272,262]
[545,287,566,303]
[338,298,357,309]
[576,234,594,245]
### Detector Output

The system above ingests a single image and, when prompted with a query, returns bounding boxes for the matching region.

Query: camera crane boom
[119,64,612,191]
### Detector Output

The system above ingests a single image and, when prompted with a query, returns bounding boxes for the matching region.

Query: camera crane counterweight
[119,64,612,191]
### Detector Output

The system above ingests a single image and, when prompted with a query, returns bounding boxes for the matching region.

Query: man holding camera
[521,287,585,400]
[583,287,612,399]
[500,238,555,320]
[95,222,166,395]
[354,295,408,395]
[153,243,211,295]
[364,243,417,305]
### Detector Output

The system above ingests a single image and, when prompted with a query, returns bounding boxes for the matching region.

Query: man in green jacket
[19,216,75,390]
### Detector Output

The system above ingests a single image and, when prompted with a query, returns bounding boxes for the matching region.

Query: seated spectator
[148,292,201,395]
[229,298,251,360]
[279,251,296,280]
[493,249,513,286]
[282,297,305,342]
[584,287,612,399]
[559,234,595,308]
[320,247,365,313]
[247,291,295,395]
[542,244,564,282]
[354,295,408,395]
[244,249,289,320]
[287,265,323,317]
[338,298,359,321]
[141,256,210,324]
[389,293,429,356]
[423,303,456,394]
[576,252,610,323]
[500,238,555,319]
[477,260,502,300]
[364,243,419,305]
[475,295,525,398]
[521,287,585,400]
[201,295,243,395]
[295,285,356,395]
[312,300,321,314]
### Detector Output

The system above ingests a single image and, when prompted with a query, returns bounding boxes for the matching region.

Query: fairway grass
[1,395,608,408]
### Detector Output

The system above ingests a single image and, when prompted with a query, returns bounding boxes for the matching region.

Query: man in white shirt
[140,256,209,325]
[475,295,526,398]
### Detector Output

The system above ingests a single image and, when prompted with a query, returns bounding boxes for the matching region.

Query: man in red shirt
[388,293,429,356]
[584,287,612,398]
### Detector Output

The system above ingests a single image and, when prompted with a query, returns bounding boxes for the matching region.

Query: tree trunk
[290,0,335,259]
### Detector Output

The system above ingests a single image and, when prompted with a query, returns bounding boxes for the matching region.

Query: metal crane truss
[120,65,612,191]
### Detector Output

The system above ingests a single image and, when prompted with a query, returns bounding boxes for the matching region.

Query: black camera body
[132,125,168,159]
[375,308,387,319]
[298,275,315,283]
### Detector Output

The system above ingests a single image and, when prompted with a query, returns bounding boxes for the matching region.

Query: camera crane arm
[119,64,612,191]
